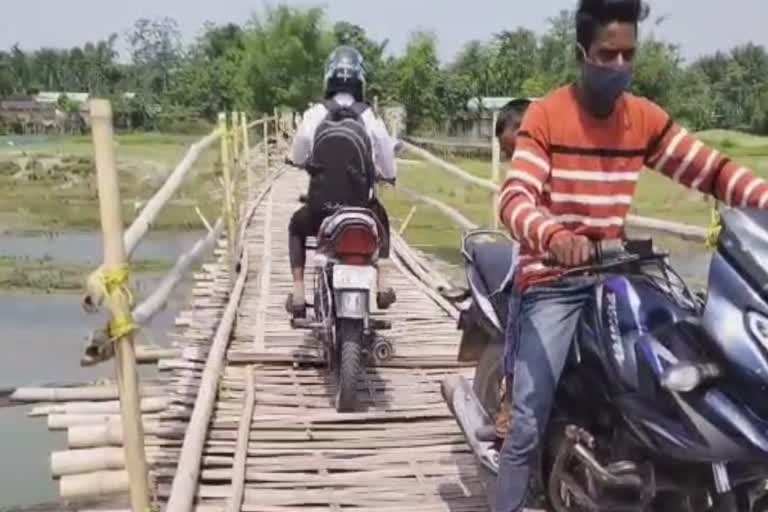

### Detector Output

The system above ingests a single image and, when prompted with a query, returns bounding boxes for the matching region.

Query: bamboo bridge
[6,98,710,512]
[7,101,493,512]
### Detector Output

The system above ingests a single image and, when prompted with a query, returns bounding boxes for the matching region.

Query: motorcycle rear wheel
[336,319,364,413]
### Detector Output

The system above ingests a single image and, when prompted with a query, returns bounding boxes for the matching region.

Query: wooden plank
[225,366,255,512]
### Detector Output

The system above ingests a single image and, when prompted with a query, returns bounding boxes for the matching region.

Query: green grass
[0,256,173,292]
[386,130,768,261]
[0,133,225,232]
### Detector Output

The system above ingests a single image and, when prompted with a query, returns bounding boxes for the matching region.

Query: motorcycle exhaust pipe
[550,426,656,511]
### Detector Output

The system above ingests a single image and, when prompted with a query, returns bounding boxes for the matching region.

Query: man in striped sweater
[495,1,768,511]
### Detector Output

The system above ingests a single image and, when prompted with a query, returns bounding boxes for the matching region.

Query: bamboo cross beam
[88,98,151,512]
[491,110,501,229]
[263,117,269,170]
[231,111,241,165]
[404,138,709,242]
[218,113,237,282]
[83,128,222,312]
[241,112,252,195]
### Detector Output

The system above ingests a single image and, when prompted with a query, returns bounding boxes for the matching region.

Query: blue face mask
[580,55,633,116]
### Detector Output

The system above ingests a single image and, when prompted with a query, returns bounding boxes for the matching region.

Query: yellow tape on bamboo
[705,204,722,251]
[99,265,138,341]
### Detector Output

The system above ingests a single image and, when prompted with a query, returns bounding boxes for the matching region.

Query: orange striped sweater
[499,84,768,291]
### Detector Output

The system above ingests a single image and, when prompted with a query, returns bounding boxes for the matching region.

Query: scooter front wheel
[336,319,364,413]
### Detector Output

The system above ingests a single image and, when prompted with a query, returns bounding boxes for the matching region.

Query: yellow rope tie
[100,265,138,341]
[705,204,722,251]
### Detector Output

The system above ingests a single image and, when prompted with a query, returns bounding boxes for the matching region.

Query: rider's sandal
[376,288,397,310]
[285,293,307,319]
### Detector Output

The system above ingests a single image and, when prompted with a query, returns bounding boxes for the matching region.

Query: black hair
[495,99,531,138]
[576,0,650,53]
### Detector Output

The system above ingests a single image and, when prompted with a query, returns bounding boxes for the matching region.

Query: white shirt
[289,92,398,181]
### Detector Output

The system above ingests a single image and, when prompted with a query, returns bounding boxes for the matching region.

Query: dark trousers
[496,278,595,512]
[288,197,391,269]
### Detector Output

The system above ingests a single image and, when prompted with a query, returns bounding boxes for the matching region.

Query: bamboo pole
[83,129,221,311]
[12,386,128,402]
[241,112,252,194]
[225,366,255,512]
[165,245,250,512]
[491,110,501,229]
[399,206,417,235]
[263,117,269,170]
[273,107,279,138]
[30,396,169,417]
[219,113,236,282]
[88,98,150,512]
[398,186,478,231]
[231,111,240,166]
[405,138,709,242]
[82,217,226,366]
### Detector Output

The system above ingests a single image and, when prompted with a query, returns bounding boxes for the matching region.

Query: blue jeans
[496,278,595,512]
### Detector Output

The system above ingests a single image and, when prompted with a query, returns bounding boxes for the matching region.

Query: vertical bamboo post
[231,111,240,169]
[241,112,252,196]
[491,109,501,229]
[89,99,150,512]
[218,113,236,281]
[273,107,279,139]
[263,116,269,171]
[374,95,379,115]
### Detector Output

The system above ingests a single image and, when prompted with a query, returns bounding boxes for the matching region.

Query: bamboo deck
[155,163,488,511]
[21,147,493,511]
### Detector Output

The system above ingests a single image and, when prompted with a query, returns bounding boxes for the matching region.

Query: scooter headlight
[661,362,723,393]
[746,310,768,352]
[661,364,703,393]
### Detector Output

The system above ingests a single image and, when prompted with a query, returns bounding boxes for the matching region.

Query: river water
[0,230,202,508]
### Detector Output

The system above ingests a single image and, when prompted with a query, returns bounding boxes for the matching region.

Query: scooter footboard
[441,375,499,474]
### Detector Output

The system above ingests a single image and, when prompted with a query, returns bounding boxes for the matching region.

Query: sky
[1,0,766,64]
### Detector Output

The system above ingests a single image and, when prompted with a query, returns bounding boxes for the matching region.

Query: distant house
[465,96,540,112]
[36,91,91,106]
[0,91,138,133]
[381,102,406,138]
[0,95,58,134]
[450,96,538,140]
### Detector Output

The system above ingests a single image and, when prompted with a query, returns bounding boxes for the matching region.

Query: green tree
[240,5,332,112]
[127,17,183,95]
[394,31,442,131]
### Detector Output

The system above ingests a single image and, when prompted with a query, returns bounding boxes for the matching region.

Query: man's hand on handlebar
[548,231,592,267]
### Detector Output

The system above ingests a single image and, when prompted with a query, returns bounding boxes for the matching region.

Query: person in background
[286,45,398,319]
[496,98,532,159]
[494,0,768,510]
[474,97,533,447]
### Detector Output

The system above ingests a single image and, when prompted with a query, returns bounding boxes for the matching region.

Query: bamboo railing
[8,100,282,511]
[401,138,709,242]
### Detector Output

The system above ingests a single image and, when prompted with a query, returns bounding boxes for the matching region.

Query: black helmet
[323,45,366,102]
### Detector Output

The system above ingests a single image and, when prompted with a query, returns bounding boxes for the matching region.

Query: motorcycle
[287,159,393,413]
[442,209,768,511]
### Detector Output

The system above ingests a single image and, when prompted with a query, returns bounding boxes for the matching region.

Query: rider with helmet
[286,45,398,319]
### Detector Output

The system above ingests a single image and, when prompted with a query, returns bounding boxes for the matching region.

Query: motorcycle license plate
[332,265,376,290]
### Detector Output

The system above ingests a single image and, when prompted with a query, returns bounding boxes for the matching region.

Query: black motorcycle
[287,159,394,413]
[442,213,768,511]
